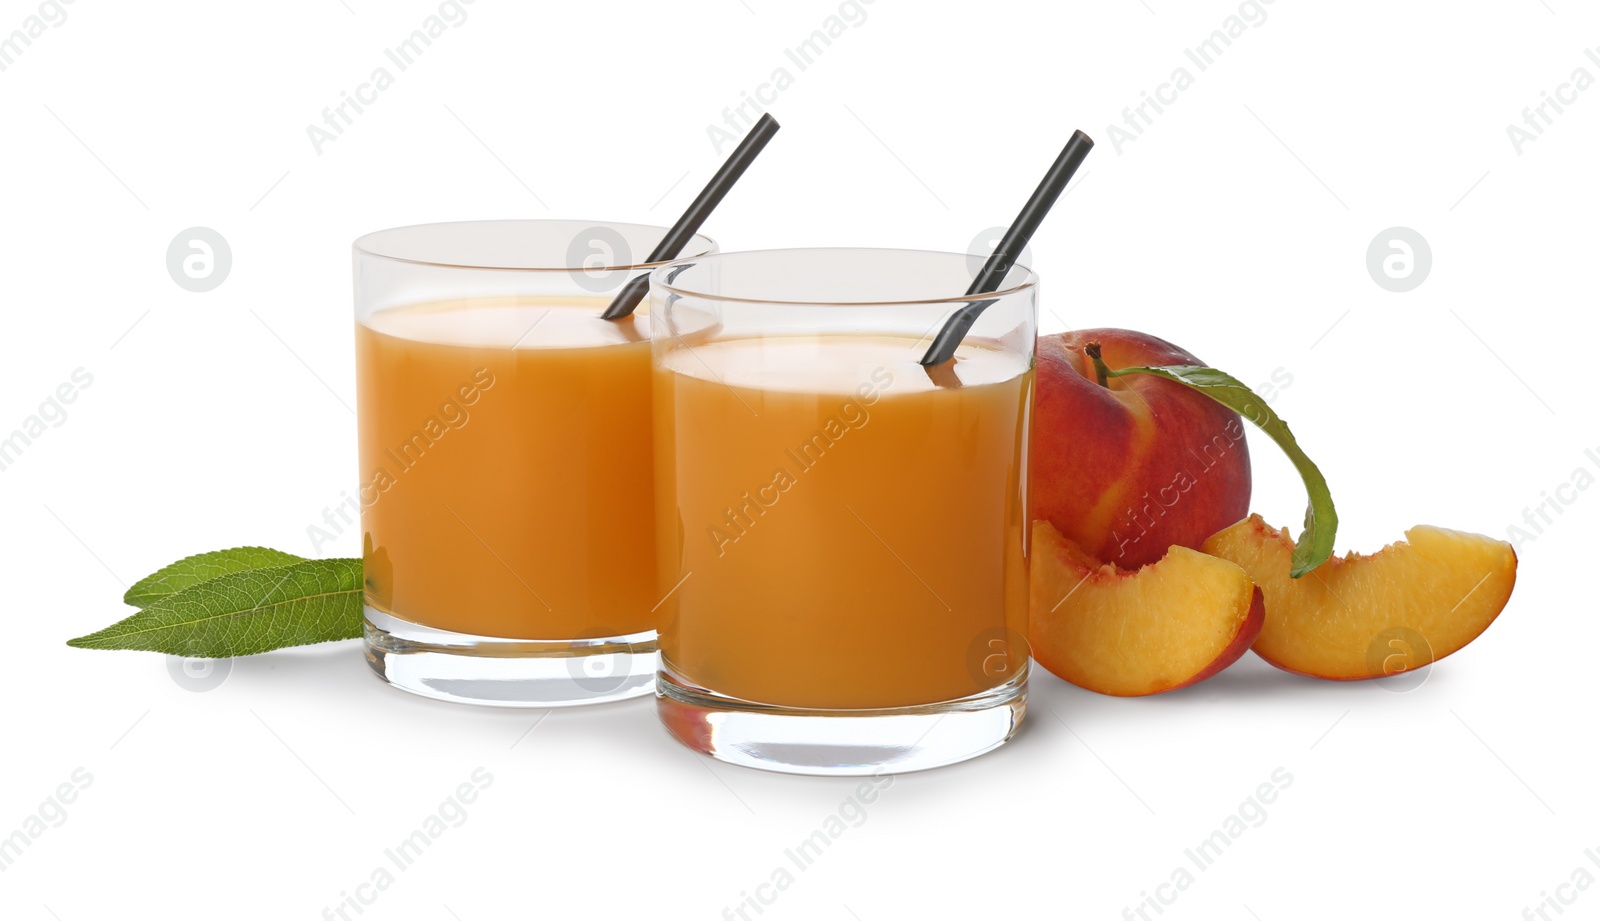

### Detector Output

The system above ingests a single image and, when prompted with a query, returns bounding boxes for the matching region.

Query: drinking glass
[649,248,1035,773]
[354,219,715,706]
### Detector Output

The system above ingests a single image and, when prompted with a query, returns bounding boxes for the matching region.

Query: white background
[2,0,1595,918]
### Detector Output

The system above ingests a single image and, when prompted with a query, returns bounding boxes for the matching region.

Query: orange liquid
[654,335,1033,709]
[356,296,656,639]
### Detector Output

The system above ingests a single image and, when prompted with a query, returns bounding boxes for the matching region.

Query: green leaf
[1111,364,1337,577]
[123,547,306,608]
[70,559,363,656]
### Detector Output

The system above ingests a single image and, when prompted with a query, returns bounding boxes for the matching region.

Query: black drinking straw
[600,113,781,320]
[919,129,1095,366]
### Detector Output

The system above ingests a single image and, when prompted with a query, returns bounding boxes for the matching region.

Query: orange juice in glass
[353,220,714,707]
[650,248,1035,774]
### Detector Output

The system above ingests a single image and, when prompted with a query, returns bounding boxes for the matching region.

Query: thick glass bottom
[656,664,1027,776]
[364,607,657,708]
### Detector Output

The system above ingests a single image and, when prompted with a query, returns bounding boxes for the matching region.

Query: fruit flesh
[1029,521,1264,697]
[1204,515,1517,679]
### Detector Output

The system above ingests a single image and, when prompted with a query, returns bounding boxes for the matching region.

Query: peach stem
[1084,342,1111,388]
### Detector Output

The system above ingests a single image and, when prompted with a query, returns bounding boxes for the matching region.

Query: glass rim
[351,219,718,272]
[651,247,1039,307]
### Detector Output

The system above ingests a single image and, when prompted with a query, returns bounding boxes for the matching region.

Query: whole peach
[1031,328,1251,568]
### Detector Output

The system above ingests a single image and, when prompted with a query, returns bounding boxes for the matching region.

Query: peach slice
[1203,514,1517,680]
[1029,520,1264,696]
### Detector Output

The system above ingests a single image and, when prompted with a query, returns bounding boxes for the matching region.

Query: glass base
[364,607,657,708]
[656,665,1027,776]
